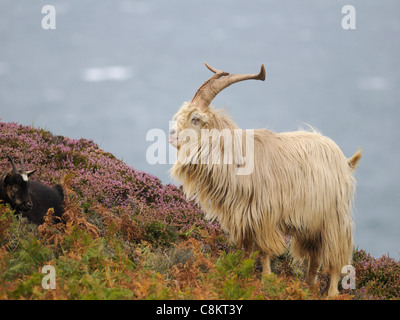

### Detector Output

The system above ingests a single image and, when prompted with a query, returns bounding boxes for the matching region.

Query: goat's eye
[191,117,200,125]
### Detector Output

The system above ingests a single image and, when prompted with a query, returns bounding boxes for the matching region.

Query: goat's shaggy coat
[170,64,361,297]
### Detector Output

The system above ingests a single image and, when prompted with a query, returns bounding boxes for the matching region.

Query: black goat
[0,155,64,224]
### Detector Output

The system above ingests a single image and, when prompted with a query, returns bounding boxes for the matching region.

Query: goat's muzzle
[18,201,33,212]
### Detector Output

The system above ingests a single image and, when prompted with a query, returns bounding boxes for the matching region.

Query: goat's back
[22,181,64,224]
[253,129,355,267]
[252,129,355,216]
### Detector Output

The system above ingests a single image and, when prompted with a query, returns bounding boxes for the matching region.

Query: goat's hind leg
[305,256,320,287]
[327,269,340,298]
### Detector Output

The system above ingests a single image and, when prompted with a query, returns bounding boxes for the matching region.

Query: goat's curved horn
[7,155,18,174]
[191,62,266,111]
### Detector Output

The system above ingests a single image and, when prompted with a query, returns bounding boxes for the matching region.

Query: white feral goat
[169,63,361,297]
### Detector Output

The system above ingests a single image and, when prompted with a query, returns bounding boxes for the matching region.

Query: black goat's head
[3,155,37,211]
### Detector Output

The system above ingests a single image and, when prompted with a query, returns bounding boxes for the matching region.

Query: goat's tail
[54,184,65,200]
[348,148,362,170]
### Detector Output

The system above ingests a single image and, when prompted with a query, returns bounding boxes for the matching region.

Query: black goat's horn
[7,155,19,174]
[20,153,26,172]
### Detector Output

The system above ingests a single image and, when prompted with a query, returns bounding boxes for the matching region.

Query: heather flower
[0,121,224,245]
[353,249,400,299]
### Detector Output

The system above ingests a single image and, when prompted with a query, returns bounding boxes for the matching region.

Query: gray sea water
[1,0,399,259]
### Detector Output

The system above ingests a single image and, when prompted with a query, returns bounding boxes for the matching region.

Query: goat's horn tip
[204,61,212,70]
[204,62,229,76]
[259,64,266,81]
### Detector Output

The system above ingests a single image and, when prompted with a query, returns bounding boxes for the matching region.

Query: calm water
[1,0,399,258]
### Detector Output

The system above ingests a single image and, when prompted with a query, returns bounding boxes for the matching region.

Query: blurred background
[1,0,399,258]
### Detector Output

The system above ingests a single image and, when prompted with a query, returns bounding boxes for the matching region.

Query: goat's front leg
[261,253,271,275]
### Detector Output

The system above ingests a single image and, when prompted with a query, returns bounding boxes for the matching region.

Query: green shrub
[4,234,52,281]
[144,221,177,247]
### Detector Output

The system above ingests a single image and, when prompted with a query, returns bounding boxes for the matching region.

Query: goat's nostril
[169,129,176,135]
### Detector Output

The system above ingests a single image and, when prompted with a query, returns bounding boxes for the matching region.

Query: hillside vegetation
[0,122,399,300]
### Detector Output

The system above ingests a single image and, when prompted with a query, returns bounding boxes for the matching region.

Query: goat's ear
[26,169,37,177]
[4,173,11,186]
